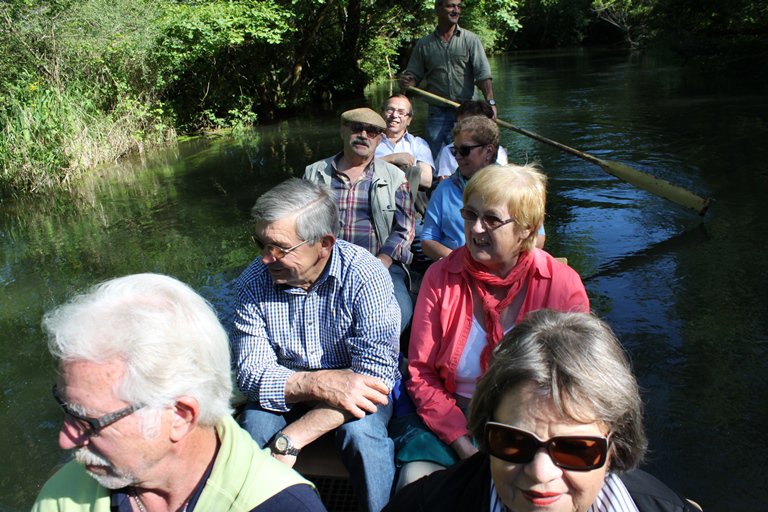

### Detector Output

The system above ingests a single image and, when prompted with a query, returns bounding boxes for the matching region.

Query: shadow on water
[2,48,767,511]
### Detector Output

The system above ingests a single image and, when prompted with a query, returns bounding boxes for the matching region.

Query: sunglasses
[450,143,486,157]
[252,236,309,260]
[459,207,516,230]
[485,422,611,471]
[52,384,143,438]
[347,122,384,137]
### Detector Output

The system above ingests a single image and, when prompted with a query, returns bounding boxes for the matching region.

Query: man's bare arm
[477,79,497,119]
[272,404,350,468]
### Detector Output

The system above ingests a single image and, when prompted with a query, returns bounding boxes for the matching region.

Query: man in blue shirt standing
[399,0,497,157]
[231,178,400,512]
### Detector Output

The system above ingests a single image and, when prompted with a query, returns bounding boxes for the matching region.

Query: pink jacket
[406,248,590,445]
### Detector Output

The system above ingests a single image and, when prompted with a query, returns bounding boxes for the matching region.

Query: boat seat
[295,431,349,478]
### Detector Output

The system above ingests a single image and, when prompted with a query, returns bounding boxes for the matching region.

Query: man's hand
[399,72,417,90]
[381,152,415,170]
[313,369,390,418]
[289,369,390,418]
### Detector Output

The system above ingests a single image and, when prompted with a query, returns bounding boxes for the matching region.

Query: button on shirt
[231,239,401,412]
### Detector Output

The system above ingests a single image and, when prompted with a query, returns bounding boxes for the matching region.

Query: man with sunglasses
[304,107,415,334]
[398,0,496,157]
[231,179,401,512]
[33,273,327,512]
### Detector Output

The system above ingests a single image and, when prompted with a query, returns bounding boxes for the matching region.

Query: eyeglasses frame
[485,421,611,471]
[252,236,310,261]
[460,207,516,230]
[52,384,143,438]
[382,107,412,118]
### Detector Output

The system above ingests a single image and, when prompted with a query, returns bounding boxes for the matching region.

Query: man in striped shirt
[231,179,401,512]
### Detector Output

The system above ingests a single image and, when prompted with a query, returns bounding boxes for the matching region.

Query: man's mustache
[352,137,369,147]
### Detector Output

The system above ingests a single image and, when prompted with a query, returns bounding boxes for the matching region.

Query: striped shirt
[230,239,401,412]
[327,154,415,264]
[489,472,639,512]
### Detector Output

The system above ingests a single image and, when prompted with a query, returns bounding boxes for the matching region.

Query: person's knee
[396,461,445,491]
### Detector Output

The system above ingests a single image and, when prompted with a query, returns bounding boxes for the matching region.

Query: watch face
[275,436,289,452]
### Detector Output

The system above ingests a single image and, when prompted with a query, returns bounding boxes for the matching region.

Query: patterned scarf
[461,246,534,370]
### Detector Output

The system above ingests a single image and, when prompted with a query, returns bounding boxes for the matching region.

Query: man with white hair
[33,273,326,512]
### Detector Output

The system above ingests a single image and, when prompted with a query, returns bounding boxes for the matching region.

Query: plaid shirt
[329,154,415,264]
[230,239,401,412]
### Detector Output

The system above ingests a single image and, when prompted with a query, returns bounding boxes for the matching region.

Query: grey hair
[42,273,232,427]
[468,309,647,472]
[452,115,500,148]
[251,178,339,241]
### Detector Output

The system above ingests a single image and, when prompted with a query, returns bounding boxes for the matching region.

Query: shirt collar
[331,152,375,179]
[433,25,463,38]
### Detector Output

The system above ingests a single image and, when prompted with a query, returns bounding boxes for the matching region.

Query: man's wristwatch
[486,98,497,106]
[269,432,301,456]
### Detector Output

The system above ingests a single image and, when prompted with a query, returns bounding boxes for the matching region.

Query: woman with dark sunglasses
[390,164,589,490]
[421,116,545,263]
[385,310,701,512]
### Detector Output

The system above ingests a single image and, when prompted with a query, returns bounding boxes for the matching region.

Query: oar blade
[599,159,711,216]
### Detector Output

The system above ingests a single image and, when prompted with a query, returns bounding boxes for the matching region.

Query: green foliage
[512,0,594,49]
[2,0,764,196]
[592,0,657,48]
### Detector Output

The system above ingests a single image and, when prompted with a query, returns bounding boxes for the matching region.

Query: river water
[2,49,766,511]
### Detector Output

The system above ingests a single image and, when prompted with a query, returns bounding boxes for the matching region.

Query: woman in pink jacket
[394,164,590,489]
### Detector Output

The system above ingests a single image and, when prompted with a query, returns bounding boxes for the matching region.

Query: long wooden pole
[408,86,712,216]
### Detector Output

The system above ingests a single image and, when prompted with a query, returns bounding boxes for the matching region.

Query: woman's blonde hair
[463,163,547,252]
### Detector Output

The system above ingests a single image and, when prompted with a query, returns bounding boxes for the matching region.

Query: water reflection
[2,49,767,511]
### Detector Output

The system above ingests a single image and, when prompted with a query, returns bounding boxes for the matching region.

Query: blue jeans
[389,263,413,333]
[241,400,395,512]
[426,105,457,158]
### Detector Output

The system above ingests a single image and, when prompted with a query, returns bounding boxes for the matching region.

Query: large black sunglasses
[450,143,486,157]
[52,384,143,437]
[347,122,384,137]
[485,422,611,471]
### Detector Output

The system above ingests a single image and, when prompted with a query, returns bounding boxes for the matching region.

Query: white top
[455,316,488,399]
